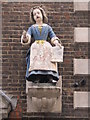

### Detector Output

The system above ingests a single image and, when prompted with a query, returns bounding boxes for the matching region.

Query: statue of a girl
[21,6,62,84]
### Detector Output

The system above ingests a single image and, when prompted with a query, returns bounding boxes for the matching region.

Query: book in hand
[51,45,64,62]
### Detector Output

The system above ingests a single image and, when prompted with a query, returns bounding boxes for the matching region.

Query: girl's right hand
[22,30,29,43]
[22,30,27,39]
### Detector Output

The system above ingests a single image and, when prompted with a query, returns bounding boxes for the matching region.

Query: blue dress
[25,24,59,83]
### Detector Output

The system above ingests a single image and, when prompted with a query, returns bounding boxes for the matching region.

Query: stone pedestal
[26,76,62,113]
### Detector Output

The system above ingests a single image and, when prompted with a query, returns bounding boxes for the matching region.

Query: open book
[51,46,64,62]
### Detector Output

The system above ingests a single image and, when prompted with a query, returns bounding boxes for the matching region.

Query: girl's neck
[36,21,43,26]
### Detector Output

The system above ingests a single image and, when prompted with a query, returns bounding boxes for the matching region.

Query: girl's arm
[48,25,62,47]
[21,30,31,45]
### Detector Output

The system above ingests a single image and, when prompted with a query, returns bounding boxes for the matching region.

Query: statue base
[26,76,62,113]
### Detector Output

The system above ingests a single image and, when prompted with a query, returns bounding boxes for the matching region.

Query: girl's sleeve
[27,26,32,36]
[48,25,59,44]
[48,25,56,39]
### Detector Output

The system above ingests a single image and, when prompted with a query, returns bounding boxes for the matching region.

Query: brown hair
[30,6,48,24]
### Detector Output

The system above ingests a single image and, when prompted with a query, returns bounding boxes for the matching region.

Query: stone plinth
[28,86,60,98]
[26,76,62,113]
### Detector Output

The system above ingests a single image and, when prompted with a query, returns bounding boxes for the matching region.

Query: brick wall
[2,2,89,119]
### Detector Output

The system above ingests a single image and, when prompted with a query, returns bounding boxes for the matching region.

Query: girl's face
[33,8,43,23]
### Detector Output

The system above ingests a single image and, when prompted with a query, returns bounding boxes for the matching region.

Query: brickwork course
[1,2,89,119]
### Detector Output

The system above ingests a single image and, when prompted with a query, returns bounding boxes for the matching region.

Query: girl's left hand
[54,40,62,48]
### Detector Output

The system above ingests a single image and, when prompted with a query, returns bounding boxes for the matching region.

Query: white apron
[29,41,57,72]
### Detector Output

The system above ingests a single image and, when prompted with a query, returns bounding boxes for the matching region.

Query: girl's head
[30,6,48,24]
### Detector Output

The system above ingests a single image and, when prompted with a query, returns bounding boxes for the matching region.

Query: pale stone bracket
[74,1,89,11]
[73,59,89,75]
[74,28,89,42]
[74,91,90,109]
[26,76,62,113]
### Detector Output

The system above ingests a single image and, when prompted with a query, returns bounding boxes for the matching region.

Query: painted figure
[21,6,62,84]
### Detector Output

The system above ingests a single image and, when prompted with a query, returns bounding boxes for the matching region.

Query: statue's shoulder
[43,24,51,28]
[43,23,48,26]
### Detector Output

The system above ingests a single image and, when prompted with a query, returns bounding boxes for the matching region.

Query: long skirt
[26,41,59,83]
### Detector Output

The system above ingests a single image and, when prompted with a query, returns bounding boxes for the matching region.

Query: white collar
[33,23,47,27]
